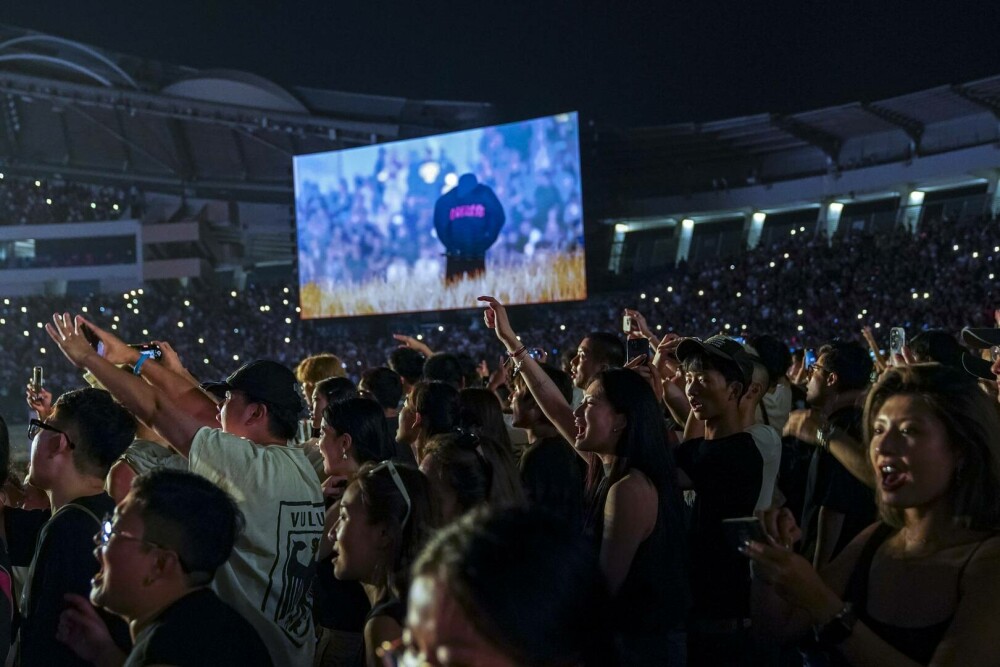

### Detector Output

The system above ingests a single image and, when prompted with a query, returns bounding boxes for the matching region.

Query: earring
[342,450,349,461]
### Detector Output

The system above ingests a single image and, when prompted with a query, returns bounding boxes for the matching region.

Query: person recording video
[433,173,505,284]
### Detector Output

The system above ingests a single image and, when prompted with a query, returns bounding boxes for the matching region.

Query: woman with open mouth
[747,363,1000,666]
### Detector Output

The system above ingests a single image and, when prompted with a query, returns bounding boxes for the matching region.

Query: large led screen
[294,111,586,318]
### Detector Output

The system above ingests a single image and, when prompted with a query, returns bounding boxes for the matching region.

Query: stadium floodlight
[828,202,844,213]
[615,223,629,233]
[752,212,766,224]
[682,219,694,230]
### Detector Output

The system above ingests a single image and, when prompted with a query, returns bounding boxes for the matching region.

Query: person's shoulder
[144,590,271,660]
[49,495,112,533]
[610,470,658,506]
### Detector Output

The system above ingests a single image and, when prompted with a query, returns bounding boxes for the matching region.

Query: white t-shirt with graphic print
[190,427,324,667]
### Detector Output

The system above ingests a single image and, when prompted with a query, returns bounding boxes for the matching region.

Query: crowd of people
[0,199,998,665]
[0,175,140,226]
[295,115,584,287]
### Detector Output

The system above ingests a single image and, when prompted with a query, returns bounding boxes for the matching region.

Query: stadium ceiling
[598,76,1000,201]
[0,25,493,196]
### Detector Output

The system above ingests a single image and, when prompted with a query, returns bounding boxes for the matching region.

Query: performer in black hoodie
[433,173,505,284]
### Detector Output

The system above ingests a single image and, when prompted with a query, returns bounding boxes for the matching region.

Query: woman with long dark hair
[479,296,689,666]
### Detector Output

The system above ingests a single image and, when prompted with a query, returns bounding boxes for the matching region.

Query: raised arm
[478,296,577,444]
[784,410,875,488]
[46,313,209,458]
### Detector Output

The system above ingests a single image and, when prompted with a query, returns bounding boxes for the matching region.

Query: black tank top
[838,523,994,665]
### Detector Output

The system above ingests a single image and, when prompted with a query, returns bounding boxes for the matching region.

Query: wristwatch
[814,602,857,646]
[816,422,836,451]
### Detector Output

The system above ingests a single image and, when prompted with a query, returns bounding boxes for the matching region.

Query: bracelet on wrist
[509,345,527,359]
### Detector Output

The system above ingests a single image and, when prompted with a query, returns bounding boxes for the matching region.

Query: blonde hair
[294,353,345,384]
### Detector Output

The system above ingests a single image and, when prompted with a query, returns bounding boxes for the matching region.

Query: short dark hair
[314,376,358,405]
[748,335,792,388]
[359,367,403,411]
[324,397,395,463]
[264,403,301,441]
[412,507,613,667]
[389,348,425,384]
[411,381,460,437]
[423,353,464,389]
[585,332,625,369]
[423,432,526,514]
[818,341,873,392]
[131,469,244,586]
[53,388,135,477]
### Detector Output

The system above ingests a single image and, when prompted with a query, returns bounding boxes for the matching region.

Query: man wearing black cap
[672,335,774,666]
[45,315,323,667]
[960,326,1000,399]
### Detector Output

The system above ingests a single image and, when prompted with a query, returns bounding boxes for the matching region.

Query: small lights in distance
[81,306,88,313]
[911,293,918,299]
[142,329,149,336]
[857,314,863,320]
[20,306,27,313]
[515,335,521,341]
[34,180,40,187]
[230,291,237,298]
[111,324,117,330]
[796,309,803,316]
[113,316,120,322]
[39,347,45,354]
[698,290,705,296]
[741,324,747,330]
[0,318,5,325]
[233,354,240,361]
[2,298,7,305]
[953,245,959,251]
[284,337,290,344]
[973,252,979,259]
[35,322,43,328]
[991,274,996,280]
[417,334,424,341]
[90,202,97,209]
[797,325,804,332]
[923,292,930,299]
[769,261,776,268]
[282,300,289,306]
[736,292,742,298]
[800,226,806,232]
[790,229,796,236]
[138,289,143,295]
[285,318,292,324]
[283,287,290,294]
[197,337,205,344]
[667,286,674,293]
[656,324,662,331]
[640,293,646,299]
[438,325,444,332]
[559,324,566,331]
[995,247,999,253]
[177,321,185,328]
[295,307,301,313]
[783,253,789,259]
[204,358,210,364]
[724,323,731,330]
[22,330,29,337]
[875,323,881,329]
[653,297,660,303]
[184,300,191,307]
[130,289,137,296]
[45,198,51,205]
[113,204,120,211]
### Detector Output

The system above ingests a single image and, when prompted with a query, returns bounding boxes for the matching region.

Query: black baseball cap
[957,327,997,381]
[216,360,306,414]
[676,335,755,386]
[911,329,994,381]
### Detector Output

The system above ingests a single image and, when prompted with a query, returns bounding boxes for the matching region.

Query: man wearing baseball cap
[45,315,323,667]
[671,335,774,666]
[960,326,1000,399]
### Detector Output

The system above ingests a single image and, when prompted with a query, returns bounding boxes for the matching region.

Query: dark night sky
[2,2,999,127]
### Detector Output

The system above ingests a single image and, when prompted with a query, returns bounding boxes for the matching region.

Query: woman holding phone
[748,363,1000,666]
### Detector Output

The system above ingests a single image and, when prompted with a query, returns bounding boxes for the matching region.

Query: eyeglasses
[28,419,75,449]
[369,460,411,528]
[94,513,163,549]
[806,364,831,378]
[990,346,1000,362]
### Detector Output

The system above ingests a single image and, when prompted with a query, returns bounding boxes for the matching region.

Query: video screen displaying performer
[293,111,586,318]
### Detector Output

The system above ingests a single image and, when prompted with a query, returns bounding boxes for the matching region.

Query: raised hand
[25,384,53,419]
[45,313,101,369]
[392,334,433,357]
[75,315,135,366]
[478,296,519,351]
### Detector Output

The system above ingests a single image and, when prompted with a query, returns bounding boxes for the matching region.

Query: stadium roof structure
[0,25,494,196]
[598,75,1000,203]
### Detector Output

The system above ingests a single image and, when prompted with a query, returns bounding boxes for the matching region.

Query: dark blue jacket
[433,174,505,257]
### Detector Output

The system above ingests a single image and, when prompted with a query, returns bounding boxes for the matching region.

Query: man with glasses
[3,388,134,666]
[45,314,324,667]
[784,341,875,570]
[57,469,272,666]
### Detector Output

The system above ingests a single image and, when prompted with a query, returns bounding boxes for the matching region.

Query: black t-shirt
[800,406,875,561]
[675,432,765,619]
[12,493,130,667]
[126,588,273,667]
[519,436,586,529]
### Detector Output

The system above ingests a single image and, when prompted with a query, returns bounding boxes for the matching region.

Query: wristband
[133,350,156,376]
[509,345,527,359]
[813,602,857,647]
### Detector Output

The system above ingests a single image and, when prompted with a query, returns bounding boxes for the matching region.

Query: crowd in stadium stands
[0,210,999,667]
[0,174,141,225]
[295,116,583,286]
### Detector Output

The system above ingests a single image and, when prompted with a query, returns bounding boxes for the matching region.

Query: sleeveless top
[119,439,187,475]
[837,523,995,666]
